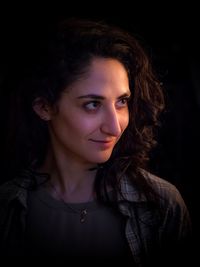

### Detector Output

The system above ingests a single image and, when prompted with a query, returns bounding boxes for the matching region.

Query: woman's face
[48,58,130,167]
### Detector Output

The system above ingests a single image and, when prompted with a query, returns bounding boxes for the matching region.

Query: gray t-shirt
[25,186,133,264]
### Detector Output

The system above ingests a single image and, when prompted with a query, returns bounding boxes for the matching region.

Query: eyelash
[83,101,100,112]
[83,97,130,112]
[116,97,130,108]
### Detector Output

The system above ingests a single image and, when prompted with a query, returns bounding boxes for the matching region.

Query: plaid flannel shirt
[0,170,192,266]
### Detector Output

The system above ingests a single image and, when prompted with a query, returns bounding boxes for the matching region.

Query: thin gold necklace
[48,181,93,223]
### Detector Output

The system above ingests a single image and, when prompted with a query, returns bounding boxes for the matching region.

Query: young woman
[0,18,192,266]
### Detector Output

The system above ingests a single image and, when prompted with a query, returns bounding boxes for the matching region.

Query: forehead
[65,57,130,96]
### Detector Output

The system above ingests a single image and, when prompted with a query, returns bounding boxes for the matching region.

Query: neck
[39,149,97,203]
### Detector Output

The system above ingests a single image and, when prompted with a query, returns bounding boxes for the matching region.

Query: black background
[0,3,199,244]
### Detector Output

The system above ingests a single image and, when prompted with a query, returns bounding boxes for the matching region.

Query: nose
[100,107,122,137]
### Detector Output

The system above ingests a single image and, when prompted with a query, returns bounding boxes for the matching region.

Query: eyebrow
[77,92,131,100]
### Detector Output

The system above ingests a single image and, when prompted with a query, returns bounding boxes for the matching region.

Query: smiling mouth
[89,139,114,143]
[89,139,117,150]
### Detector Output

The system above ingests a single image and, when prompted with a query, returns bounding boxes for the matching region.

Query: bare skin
[33,58,130,203]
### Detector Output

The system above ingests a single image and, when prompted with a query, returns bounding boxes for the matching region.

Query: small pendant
[80,209,87,223]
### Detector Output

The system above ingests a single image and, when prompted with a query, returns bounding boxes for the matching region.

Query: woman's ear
[32,97,52,121]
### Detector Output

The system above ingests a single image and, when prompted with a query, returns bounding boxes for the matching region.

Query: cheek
[69,117,99,136]
[121,112,129,131]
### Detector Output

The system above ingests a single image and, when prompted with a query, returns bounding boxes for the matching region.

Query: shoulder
[0,169,48,206]
[0,180,18,199]
[121,169,184,204]
[121,170,192,236]
[142,170,189,212]
[121,169,190,217]
[0,172,34,207]
[142,171,192,231]
[143,170,183,203]
[0,179,24,206]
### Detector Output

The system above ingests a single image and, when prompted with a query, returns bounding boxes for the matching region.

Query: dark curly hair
[3,17,165,202]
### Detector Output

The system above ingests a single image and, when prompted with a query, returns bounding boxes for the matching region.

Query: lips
[88,139,116,150]
[90,139,116,151]
[89,139,114,143]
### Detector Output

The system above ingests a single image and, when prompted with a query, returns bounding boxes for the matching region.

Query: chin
[91,155,112,164]
[86,150,114,165]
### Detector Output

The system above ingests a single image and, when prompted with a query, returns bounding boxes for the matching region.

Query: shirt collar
[117,175,147,203]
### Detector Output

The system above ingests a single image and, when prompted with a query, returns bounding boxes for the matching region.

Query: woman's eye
[83,101,100,111]
[116,97,130,108]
